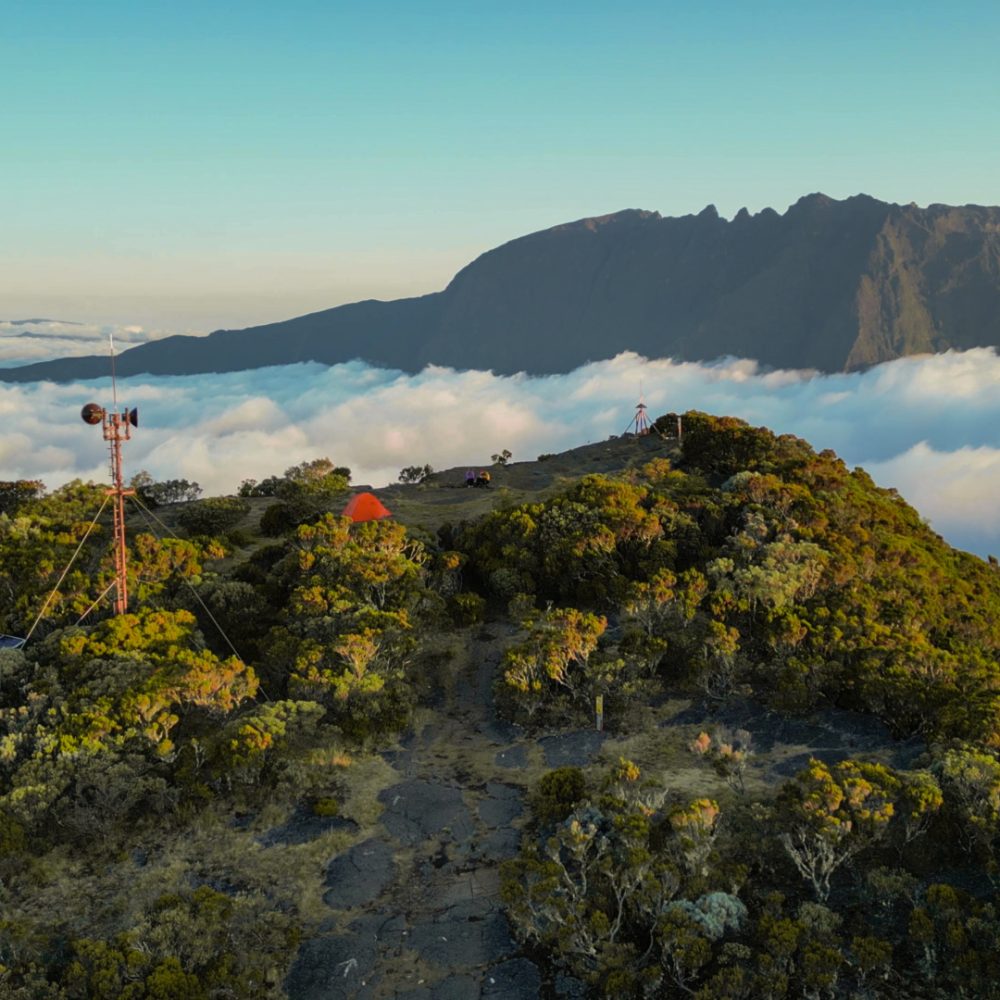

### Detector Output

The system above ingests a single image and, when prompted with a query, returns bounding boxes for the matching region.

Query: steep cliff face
[848,203,1000,368]
[416,196,893,373]
[4,194,1000,384]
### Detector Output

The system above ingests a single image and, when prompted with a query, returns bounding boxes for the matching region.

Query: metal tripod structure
[624,393,652,436]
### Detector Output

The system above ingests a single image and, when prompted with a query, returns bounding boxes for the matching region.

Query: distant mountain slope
[4,193,1000,383]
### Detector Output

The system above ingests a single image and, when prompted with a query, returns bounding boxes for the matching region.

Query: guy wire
[24,494,111,642]
[127,494,257,686]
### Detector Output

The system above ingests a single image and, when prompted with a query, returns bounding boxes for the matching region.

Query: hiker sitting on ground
[465,469,476,487]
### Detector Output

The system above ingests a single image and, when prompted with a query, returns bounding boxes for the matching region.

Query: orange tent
[341,492,392,523]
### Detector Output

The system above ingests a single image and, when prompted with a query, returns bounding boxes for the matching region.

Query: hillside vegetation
[0,413,999,998]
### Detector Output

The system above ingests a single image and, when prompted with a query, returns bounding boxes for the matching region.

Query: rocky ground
[283,626,598,1000]
[279,620,928,1000]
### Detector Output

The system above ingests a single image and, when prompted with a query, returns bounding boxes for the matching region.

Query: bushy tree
[130,471,203,506]
[0,479,44,516]
[504,762,742,995]
[776,759,939,902]
[0,486,218,638]
[399,464,433,483]
[263,513,427,739]
[54,608,259,752]
[255,460,352,533]
[501,607,607,720]
[935,747,1000,860]
[203,699,324,791]
[58,885,298,999]
[176,496,250,536]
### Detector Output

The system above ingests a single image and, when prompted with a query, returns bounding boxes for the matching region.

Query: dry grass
[4,736,408,951]
[594,698,731,802]
[132,433,679,556]
[336,753,400,828]
[372,433,679,536]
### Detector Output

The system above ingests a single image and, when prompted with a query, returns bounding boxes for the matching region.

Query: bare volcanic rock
[322,838,395,910]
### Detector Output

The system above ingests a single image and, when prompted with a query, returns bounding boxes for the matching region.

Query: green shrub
[399,464,433,484]
[147,478,203,505]
[507,592,536,622]
[0,479,44,516]
[329,685,412,745]
[130,471,204,506]
[449,592,486,626]
[533,767,587,826]
[177,497,250,536]
[259,502,296,536]
[0,809,26,854]
[225,528,254,548]
[253,471,350,532]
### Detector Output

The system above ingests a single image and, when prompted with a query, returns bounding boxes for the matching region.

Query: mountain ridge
[4,192,1000,383]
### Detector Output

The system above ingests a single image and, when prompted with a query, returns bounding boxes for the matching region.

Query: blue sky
[2,0,999,331]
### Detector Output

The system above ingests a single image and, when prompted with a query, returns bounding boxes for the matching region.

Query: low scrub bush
[178,497,251,536]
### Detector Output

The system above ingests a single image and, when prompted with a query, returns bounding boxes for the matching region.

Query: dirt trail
[284,626,593,1000]
[281,593,926,999]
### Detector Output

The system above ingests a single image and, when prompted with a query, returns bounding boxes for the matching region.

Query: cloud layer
[0,349,998,558]
[0,320,174,366]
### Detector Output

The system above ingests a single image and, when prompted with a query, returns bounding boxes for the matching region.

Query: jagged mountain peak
[4,194,1000,384]
[551,208,662,232]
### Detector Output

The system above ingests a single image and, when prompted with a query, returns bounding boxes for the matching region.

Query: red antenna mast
[81,336,138,615]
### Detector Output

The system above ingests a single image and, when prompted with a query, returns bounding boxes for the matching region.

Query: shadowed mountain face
[4,193,1000,383]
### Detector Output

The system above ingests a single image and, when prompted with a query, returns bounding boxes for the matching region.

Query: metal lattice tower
[81,338,137,615]
[81,401,137,614]
[104,408,135,614]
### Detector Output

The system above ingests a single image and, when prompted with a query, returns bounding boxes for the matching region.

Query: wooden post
[595,694,604,732]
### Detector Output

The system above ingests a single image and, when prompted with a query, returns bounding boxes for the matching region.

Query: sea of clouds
[0,319,172,366]
[0,347,998,558]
